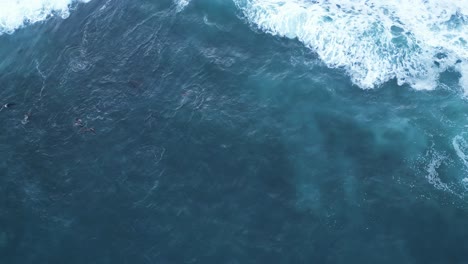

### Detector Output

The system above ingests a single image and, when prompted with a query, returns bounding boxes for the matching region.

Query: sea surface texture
[1,0,468,263]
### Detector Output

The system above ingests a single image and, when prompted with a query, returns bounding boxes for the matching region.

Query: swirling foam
[0,0,91,35]
[235,0,468,91]
[175,0,191,12]
[425,150,451,192]
[453,133,468,168]
[453,133,468,191]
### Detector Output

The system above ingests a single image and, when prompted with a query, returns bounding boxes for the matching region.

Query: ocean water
[1,0,468,263]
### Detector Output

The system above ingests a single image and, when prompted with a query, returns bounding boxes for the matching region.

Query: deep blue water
[1,0,468,263]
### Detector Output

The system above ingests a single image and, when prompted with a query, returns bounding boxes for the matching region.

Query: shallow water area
[1,0,468,263]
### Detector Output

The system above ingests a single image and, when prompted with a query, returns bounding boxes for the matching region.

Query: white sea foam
[234,0,468,90]
[425,150,451,192]
[463,177,468,190]
[457,63,468,96]
[452,133,468,191]
[453,133,468,167]
[174,0,191,12]
[0,0,91,35]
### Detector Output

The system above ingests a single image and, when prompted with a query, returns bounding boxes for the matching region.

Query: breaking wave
[235,0,468,92]
[0,0,91,35]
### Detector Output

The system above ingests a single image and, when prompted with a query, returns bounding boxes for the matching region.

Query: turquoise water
[1,0,468,263]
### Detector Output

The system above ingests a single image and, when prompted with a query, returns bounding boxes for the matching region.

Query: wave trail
[0,0,91,35]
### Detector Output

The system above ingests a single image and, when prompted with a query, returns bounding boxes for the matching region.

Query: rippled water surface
[1,0,468,263]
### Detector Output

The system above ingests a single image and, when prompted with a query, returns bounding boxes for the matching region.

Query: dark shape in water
[80,127,96,134]
[3,103,15,109]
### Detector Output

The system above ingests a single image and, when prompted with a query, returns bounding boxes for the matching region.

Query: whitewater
[0,0,91,35]
[235,0,468,92]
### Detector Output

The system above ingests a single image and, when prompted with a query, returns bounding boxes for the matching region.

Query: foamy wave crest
[0,0,91,35]
[235,0,468,91]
